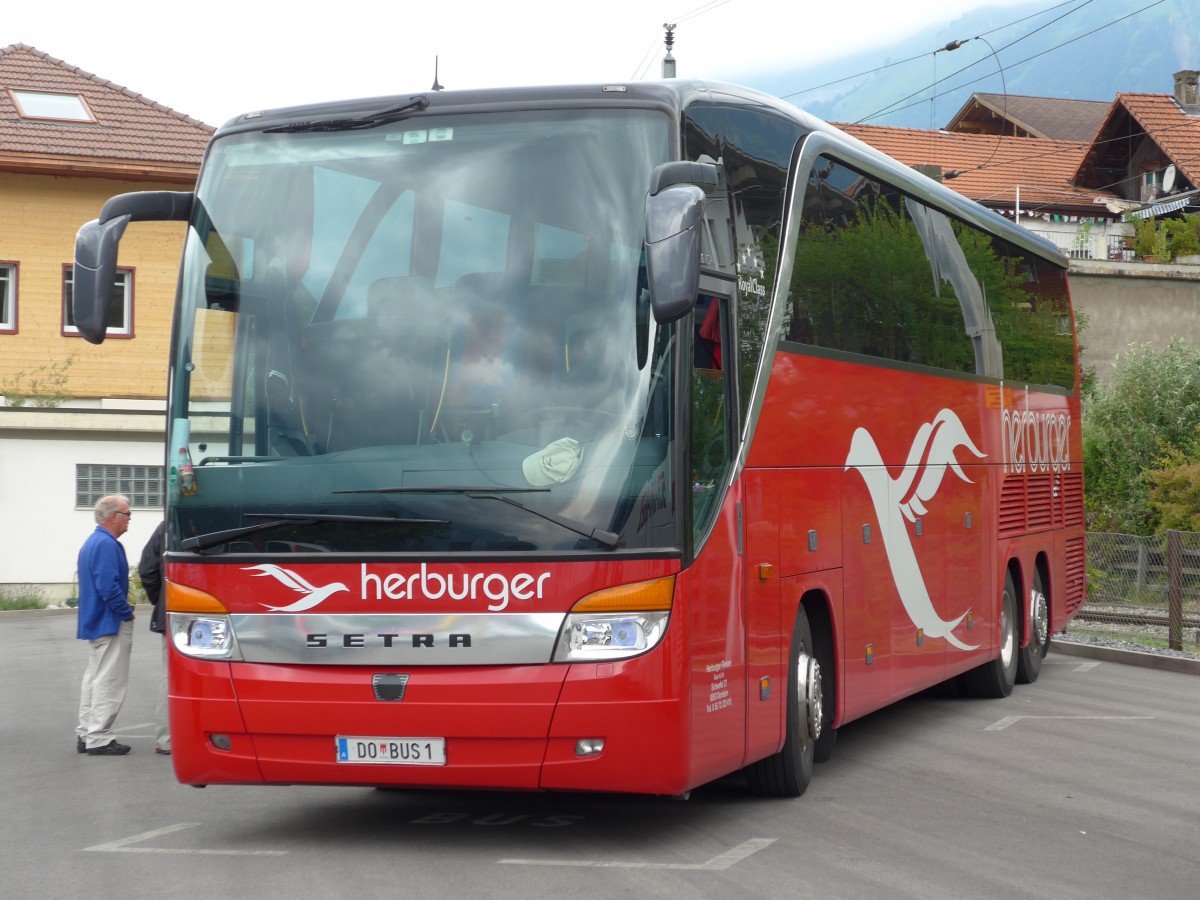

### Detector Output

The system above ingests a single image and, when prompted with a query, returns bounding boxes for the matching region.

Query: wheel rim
[999,596,1015,669]
[796,652,823,743]
[1030,588,1048,648]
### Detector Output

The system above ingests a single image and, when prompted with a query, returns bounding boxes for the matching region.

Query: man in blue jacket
[76,495,136,756]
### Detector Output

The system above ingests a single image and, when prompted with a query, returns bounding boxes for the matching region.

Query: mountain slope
[735,0,1193,128]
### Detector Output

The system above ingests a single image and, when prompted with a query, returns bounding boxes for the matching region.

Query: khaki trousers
[155,635,171,752]
[77,619,134,749]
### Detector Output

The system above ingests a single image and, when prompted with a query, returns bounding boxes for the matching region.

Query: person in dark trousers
[138,519,171,755]
[76,495,135,755]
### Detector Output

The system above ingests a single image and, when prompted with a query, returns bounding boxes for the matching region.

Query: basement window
[76,464,165,509]
[9,89,96,122]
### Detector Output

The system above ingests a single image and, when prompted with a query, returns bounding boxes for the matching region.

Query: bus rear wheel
[1017,569,1050,685]
[962,570,1017,699]
[745,606,819,797]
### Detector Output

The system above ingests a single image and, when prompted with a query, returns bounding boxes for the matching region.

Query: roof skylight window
[10,90,95,122]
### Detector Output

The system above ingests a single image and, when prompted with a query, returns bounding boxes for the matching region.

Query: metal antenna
[662,24,676,79]
[431,56,444,92]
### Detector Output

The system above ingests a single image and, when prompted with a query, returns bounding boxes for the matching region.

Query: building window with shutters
[76,464,164,509]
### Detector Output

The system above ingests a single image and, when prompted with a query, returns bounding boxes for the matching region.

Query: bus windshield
[168,108,677,554]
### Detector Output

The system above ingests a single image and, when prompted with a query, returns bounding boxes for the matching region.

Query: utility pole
[662,24,676,79]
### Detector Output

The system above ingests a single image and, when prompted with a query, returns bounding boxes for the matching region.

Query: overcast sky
[8,0,1036,126]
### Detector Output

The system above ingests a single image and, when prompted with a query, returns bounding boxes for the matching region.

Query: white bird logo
[845,408,985,651]
[245,564,349,612]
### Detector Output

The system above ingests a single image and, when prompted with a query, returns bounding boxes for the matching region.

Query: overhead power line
[855,0,1168,125]
[855,0,1099,124]
[782,0,1085,101]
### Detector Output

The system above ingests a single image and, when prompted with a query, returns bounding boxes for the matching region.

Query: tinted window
[783,154,1075,390]
[684,105,804,419]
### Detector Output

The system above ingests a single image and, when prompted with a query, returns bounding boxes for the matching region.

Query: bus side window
[691,295,732,537]
[696,296,722,369]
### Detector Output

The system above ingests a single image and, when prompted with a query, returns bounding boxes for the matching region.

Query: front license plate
[336,736,446,766]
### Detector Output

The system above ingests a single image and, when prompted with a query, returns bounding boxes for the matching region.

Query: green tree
[1083,340,1200,533]
[1144,446,1200,531]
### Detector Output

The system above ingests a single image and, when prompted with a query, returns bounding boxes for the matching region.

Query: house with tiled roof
[945,93,1110,142]
[0,44,212,599]
[1073,72,1200,214]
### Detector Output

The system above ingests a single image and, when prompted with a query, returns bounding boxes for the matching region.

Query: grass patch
[0,584,47,611]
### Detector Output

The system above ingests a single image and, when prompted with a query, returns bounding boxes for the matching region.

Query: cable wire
[856,0,1167,124]
[782,0,1084,101]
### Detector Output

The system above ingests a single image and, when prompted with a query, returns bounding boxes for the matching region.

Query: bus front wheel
[745,606,819,797]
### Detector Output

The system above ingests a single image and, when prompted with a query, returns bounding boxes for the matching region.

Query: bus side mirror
[72,191,194,344]
[644,162,718,325]
[73,217,130,345]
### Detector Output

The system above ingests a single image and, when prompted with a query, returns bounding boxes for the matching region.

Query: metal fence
[1077,531,1200,653]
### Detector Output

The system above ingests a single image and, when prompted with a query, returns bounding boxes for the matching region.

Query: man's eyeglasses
[113,511,132,518]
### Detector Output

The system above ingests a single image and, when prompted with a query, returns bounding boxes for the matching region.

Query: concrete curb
[1050,639,1200,676]
[0,607,77,619]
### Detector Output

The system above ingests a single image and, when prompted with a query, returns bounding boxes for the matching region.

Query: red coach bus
[74,80,1084,797]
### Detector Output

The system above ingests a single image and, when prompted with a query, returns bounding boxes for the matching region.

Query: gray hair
[94,495,130,523]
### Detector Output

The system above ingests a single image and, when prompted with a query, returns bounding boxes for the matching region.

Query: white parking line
[498,837,777,869]
[986,715,1156,731]
[84,823,288,856]
[1044,660,1101,671]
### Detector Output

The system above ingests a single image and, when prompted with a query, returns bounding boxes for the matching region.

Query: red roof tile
[0,43,212,175]
[1080,92,1200,189]
[838,123,1117,213]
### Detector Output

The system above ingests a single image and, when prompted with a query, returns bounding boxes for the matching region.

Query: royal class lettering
[360,564,551,612]
[307,632,473,649]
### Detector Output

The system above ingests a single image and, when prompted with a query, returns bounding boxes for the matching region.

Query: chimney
[1173,70,1200,114]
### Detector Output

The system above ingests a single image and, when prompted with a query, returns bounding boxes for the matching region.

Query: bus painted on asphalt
[73,79,1084,796]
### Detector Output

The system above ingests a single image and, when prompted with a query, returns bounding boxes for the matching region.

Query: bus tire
[1016,568,1049,685]
[962,570,1017,699]
[745,606,818,797]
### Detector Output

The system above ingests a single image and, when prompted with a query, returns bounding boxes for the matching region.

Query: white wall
[0,409,165,601]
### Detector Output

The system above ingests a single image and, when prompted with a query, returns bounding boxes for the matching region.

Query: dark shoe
[86,740,131,756]
[155,747,171,756]
[77,737,86,754]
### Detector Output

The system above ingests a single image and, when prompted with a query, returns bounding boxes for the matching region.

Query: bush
[1165,214,1200,259]
[1145,446,1200,530]
[128,570,147,606]
[0,584,47,611]
[1131,216,1168,260]
[1128,214,1200,262]
[1083,340,1200,533]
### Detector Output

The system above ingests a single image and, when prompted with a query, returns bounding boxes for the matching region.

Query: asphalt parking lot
[3,609,1198,899]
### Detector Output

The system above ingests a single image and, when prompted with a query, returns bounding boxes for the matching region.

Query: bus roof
[213,78,1066,267]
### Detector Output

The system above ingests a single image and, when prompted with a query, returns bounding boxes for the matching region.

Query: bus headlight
[556,612,669,661]
[169,613,241,660]
[552,576,674,662]
[166,581,240,660]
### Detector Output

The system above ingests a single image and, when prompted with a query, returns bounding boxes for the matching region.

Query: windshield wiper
[334,486,622,549]
[180,512,447,552]
[263,96,429,134]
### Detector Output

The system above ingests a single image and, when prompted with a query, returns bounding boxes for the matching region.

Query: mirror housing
[72,191,193,344]
[73,217,129,344]
[644,162,718,325]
